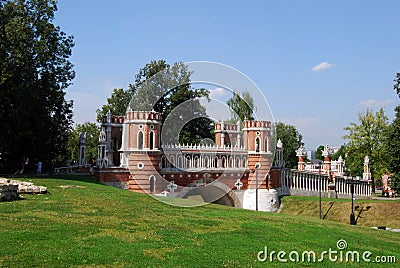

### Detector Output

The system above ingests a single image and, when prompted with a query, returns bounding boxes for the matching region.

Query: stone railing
[278,169,372,199]
[334,176,372,197]
[280,169,330,197]
[162,143,247,151]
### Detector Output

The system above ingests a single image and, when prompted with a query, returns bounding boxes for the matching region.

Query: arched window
[265,137,269,152]
[138,131,144,149]
[149,175,156,193]
[177,155,183,169]
[222,156,226,168]
[242,157,247,168]
[204,156,210,168]
[255,137,260,152]
[186,155,191,168]
[229,156,234,168]
[161,155,167,168]
[236,156,240,168]
[194,156,199,168]
[149,131,154,150]
[214,156,219,168]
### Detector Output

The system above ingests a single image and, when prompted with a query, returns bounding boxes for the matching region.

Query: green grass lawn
[0,176,399,267]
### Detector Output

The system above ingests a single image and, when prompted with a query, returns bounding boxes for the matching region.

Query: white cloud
[209,87,229,98]
[360,99,395,108]
[312,61,333,72]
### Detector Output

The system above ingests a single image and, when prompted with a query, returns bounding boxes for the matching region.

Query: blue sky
[55,0,400,150]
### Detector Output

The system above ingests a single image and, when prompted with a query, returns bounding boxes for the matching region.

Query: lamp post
[319,163,322,220]
[345,174,360,225]
[256,167,258,211]
[251,163,260,211]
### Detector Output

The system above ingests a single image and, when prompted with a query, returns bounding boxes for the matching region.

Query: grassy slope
[279,196,400,228]
[0,177,398,267]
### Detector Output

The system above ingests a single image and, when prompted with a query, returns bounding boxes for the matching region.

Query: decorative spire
[99,128,106,143]
[296,145,307,157]
[277,139,283,149]
[322,144,331,158]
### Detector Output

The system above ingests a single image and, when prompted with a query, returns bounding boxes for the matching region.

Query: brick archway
[176,180,242,208]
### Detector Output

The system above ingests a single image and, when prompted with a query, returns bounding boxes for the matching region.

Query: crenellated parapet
[125,110,162,122]
[214,121,241,148]
[242,120,273,153]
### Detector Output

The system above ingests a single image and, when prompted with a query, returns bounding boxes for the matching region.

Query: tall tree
[275,122,304,169]
[66,122,100,164]
[314,145,324,161]
[386,73,400,191]
[0,0,74,172]
[331,145,346,161]
[132,60,213,144]
[96,88,134,122]
[387,107,400,172]
[343,108,390,184]
[226,90,254,123]
[99,60,213,145]
[394,72,400,98]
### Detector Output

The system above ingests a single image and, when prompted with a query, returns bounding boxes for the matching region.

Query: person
[385,187,389,198]
[19,157,29,174]
[89,158,95,174]
[36,161,42,174]
[65,159,71,173]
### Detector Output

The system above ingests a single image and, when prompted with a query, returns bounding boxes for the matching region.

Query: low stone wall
[0,184,19,201]
[97,168,130,190]
[0,178,47,202]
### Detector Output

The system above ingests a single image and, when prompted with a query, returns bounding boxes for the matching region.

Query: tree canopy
[0,0,74,172]
[386,73,400,191]
[343,108,390,180]
[275,122,304,169]
[314,145,324,161]
[226,90,254,123]
[98,60,213,145]
[66,122,100,164]
[394,72,400,98]
[96,88,134,123]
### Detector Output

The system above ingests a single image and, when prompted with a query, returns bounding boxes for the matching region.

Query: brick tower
[123,110,163,194]
[242,120,273,189]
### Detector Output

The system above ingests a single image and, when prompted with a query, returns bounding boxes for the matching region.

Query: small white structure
[242,189,279,212]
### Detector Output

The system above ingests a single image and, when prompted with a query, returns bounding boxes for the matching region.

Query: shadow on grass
[323,201,335,220]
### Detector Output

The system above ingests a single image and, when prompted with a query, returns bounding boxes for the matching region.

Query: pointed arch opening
[149,131,154,150]
[138,131,144,149]
[255,137,260,152]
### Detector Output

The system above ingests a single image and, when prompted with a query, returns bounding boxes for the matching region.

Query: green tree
[314,145,324,161]
[386,73,400,190]
[0,0,74,172]
[100,60,213,144]
[66,122,100,164]
[275,122,304,169]
[226,90,254,123]
[331,145,346,161]
[386,107,400,174]
[394,72,400,98]
[96,88,134,123]
[343,108,390,187]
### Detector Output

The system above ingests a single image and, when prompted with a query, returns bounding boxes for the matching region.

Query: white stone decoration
[235,179,243,190]
[167,181,178,193]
